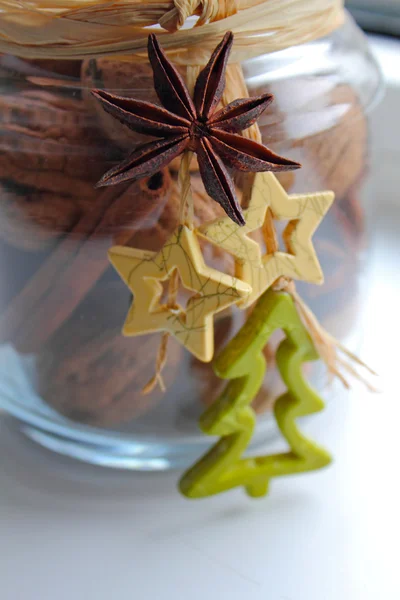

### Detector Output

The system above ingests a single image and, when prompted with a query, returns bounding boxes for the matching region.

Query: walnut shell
[111,169,174,245]
[124,171,235,275]
[37,281,182,426]
[25,58,83,80]
[0,180,81,251]
[0,89,116,201]
[81,58,160,151]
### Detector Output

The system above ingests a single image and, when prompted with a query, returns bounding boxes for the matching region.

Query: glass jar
[0,14,382,469]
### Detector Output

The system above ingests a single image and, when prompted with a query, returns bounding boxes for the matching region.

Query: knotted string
[159,0,239,32]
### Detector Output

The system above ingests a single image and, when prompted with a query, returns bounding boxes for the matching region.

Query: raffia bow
[0,0,344,61]
[159,0,239,31]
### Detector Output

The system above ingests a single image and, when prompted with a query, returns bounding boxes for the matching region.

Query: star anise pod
[92,32,300,226]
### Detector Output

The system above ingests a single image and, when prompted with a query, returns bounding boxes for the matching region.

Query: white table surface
[1,36,400,600]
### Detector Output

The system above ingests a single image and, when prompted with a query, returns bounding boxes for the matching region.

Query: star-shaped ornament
[198,173,334,308]
[108,226,251,362]
[92,32,299,225]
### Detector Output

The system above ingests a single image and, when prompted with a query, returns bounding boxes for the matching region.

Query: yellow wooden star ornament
[108,225,251,362]
[198,173,334,308]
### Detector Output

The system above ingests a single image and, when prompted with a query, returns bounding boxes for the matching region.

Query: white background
[0,36,399,600]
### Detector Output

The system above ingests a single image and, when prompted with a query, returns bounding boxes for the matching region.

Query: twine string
[273,277,378,391]
[178,151,195,228]
[223,63,279,250]
[142,66,197,394]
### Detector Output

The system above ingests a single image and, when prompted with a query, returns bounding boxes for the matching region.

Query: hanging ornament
[198,172,334,308]
[98,31,300,370]
[109,225,251,362]
[92,32,299,226]
[179,289,332,499]
[91,31,373,499]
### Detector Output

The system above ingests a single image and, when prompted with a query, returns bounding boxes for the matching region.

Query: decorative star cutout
[108,225,251,362]
[92,32,299,225]
[198,172,334,308]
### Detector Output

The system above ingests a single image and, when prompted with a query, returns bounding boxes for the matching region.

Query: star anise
[92,32,300,226]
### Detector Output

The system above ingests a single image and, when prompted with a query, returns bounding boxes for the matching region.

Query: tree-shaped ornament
[180,289,332,498]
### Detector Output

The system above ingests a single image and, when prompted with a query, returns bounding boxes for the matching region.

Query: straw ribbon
[0,0,345,61]
[159,0,239,32]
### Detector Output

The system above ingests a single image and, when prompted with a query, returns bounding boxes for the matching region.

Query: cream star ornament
[108,225,251,362]
[198,172,334,308]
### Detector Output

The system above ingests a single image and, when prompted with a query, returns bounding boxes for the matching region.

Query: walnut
[0,180,81,251]
[0,88,123,250]
[37,281,183,426]
[81,58,160,151]
[0,89,116,200]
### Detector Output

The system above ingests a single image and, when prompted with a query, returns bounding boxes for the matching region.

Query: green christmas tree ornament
[179,290,332,499]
